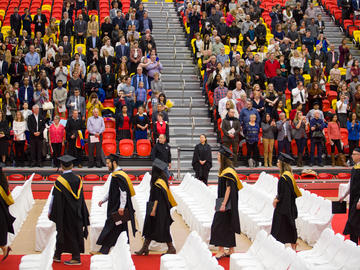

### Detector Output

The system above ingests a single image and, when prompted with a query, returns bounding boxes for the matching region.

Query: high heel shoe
[2,246,11,262]
[135,239,150,256]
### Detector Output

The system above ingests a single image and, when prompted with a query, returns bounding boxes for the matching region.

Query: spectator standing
[221,109,241,166]
[2,91,16,127]
[339,38,350,68]
[265,53,280,79]
[66,109,85,168]
[261,113,277,167]
[153,113,169,143]
[27,105,45,167]
[115,104,132,146]
[133,106,149,141]
[49,116,65,167]
[67,88,86,119]
[60,12,73,39]
[347,113,360,165]
[277,112,292,155]
[293,111,308,167]
[192,134,212,185]
[243,113,260,167]
[328,114,347,166]
[87,108,105,168]
[53,81,68,118]
[151,134,172,179]
[292,81,307,109]
[33,8,47,36]
[309,110,326,166]
[150,72,163,93]
[337,94,350,128]
[0,111,9,164]
[326,45,339,75]
[74,14,87,43]
[13,111,27,166]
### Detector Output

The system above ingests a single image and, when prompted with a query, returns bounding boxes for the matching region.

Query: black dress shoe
[88,164,94,168]
[96,164,102,168]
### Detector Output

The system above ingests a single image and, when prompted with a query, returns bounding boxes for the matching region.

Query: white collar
[63,170,72,174]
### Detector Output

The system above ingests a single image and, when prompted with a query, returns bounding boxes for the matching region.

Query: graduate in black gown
[210,146,243,260]
[0,163,15,262]
[135,158,177,255]
[94,154,136,254]
[192,134,213,185]
[49,155,90,266]
[340,147,360,245]
[270,153,302,250]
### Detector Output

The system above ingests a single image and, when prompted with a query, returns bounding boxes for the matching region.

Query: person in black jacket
[86,30,102,63]
[192,134,212,185]
[33,8,47,36]
[153,113,169,143]
[8,56,25,85]
[65,110,86,168]
[27,105,45,167]
[59,12,73,39]
[187,9,201,47]
[101,65,116,99]
[151,134,171,179]
[0,111,9,164]
[10,7,22,36]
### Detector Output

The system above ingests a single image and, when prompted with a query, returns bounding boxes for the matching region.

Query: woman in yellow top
[0,163,15,261]
[86,92,104,120]
[271,152,302,250]
[87,15,99,36]
[136,159,177,256]
[210,146,242,259]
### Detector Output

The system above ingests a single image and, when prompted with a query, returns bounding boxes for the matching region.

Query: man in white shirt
[218,90,237,118]
[70,53,86,78]
[292,81,307,108]
[232,81,246,100]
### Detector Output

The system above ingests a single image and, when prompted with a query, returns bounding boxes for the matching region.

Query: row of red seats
[7,173,143,181]
[239,172,351,181]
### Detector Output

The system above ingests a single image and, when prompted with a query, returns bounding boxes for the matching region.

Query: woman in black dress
[135,159,177,255]
[270,152,302,250]
[0,164,15,261]
[210,146,242,259]
[192,134,212,185]
[0,111,9,164]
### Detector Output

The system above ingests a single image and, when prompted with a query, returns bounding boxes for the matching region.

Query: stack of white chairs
[8,174,35,245]
[338,183,349,202]
[297,228,360,269]
[230,230,298,270]
[160,231,223,270]
[35,187,56,251]
[19,232,56,270]
[90,232,135,270]
[296,189,333,245]
[90,174,112,252]
[172,173,216,243]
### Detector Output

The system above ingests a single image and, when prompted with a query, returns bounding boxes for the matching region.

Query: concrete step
[153,35,186,42]
[171,126,215,134]
[160,59,194,66]
[169,117,212,126]
[164,91,203,99]
[169,98,206,107]
[170,107,209,115]
[155,46,189,53]
[161,66,196,74]
[152,29,185,35]
[161,74,199,82]
[157,52,192,60]
[170,137,218,148]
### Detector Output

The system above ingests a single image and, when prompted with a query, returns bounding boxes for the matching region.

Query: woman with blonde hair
[221,100,239,120]
[86,92,104,119]
[87,15,99,36]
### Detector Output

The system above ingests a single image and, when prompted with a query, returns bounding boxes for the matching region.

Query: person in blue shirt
[302,31,315,54]
[288,67,304,91]
[135,81,147,109]
[347,112,360,165]
[244,114,260,167]
[239,99,260,128]
[25,45,40,67]
[131,67,149,90]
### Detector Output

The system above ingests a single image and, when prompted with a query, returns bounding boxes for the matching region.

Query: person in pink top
[327,114,347,167]
[49,116,65,167]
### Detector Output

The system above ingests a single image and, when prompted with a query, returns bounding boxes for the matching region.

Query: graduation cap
[353,147,360,153]
[152,158,168,171]
[219,145,233,159]
[278,152,295,164]
[107,153,121,163]
[58,155,77,167]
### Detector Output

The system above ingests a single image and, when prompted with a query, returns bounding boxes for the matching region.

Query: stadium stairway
[143,0,220,178]
[316,4,360,57]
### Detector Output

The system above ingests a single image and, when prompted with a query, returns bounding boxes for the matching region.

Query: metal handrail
[173,34,176,46]
[189,96,193,116]
[181,78,185,105]
[191,117,195,142]
[180,63,183,74]
[177,147,181,180]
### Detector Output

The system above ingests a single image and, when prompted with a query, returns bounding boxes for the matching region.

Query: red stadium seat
[8,174,25,181]
[300,173,317,179]
[138,174,145,181]
[317,173,334,180]
[105,119,116,129]
[119,139,134,156]
[248,173,260,181]
[102,139,117,156]
[103,128,116,140]
[48,174,60,181]
[103,99,114,107]
[237,174,247,180]
[136,139,151,157]
[128,174,136,181]
[293,174,300,179]
[29,174,43,181]
[102,174,109,181]
[84,174,100,181]
[337,173,351,179]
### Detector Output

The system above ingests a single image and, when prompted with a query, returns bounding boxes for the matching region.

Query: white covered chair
[19,232,56,270]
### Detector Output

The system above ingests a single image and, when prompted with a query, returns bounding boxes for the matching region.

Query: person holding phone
[210,146,242,260]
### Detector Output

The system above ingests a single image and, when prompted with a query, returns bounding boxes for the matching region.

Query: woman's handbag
[42,101,54,110]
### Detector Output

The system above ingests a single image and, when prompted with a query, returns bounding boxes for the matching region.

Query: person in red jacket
[265,53,280,80]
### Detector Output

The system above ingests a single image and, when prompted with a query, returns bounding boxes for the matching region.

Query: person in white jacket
[291,81,307,108]
[13,111,27,166]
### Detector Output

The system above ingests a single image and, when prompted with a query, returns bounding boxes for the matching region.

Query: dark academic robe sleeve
[344,167,360,236]
[0,184,15,246]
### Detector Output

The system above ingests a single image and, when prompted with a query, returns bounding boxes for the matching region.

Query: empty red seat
[29,174,43,181]
[84,174,100,181]
[337,173,351,179]
[137,139,151,157]
[119,139,134,156]
[48,174,60,181]
[105,119,115,129]
[300,173,317,179]
[248,173,260,181]
[318,173,334,180]
[103,99,114,107]
[102,174,109,181]
[138,174,145,181]
[103,128,116,140]
[102,139,117,156]
[293,174,300,179]
[128,174,136,181]
[237,174,247,180]
[8,174,25,181]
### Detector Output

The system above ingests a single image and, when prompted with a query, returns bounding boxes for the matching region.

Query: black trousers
[30,137,43,165]
[52,143,62,167]
[14,141,25,164]
[54,242,80,261]
[68,138,82,166]
[88,135,102,166]
[330,139,343,153]
[350,233,359,245]
[246,142,259,162]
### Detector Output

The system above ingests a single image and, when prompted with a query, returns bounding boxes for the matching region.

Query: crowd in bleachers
[0,0,172,168]
[179,0,360,167]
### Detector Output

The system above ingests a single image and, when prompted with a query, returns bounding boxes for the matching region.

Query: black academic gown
[344,165,360,237]
[210,167,241,247]
[0,183,15,246]
[270,173,298,244]
[192,143,212,184]
[97,171,136,248]
[49,172,90,255]
[142,178,176,243]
